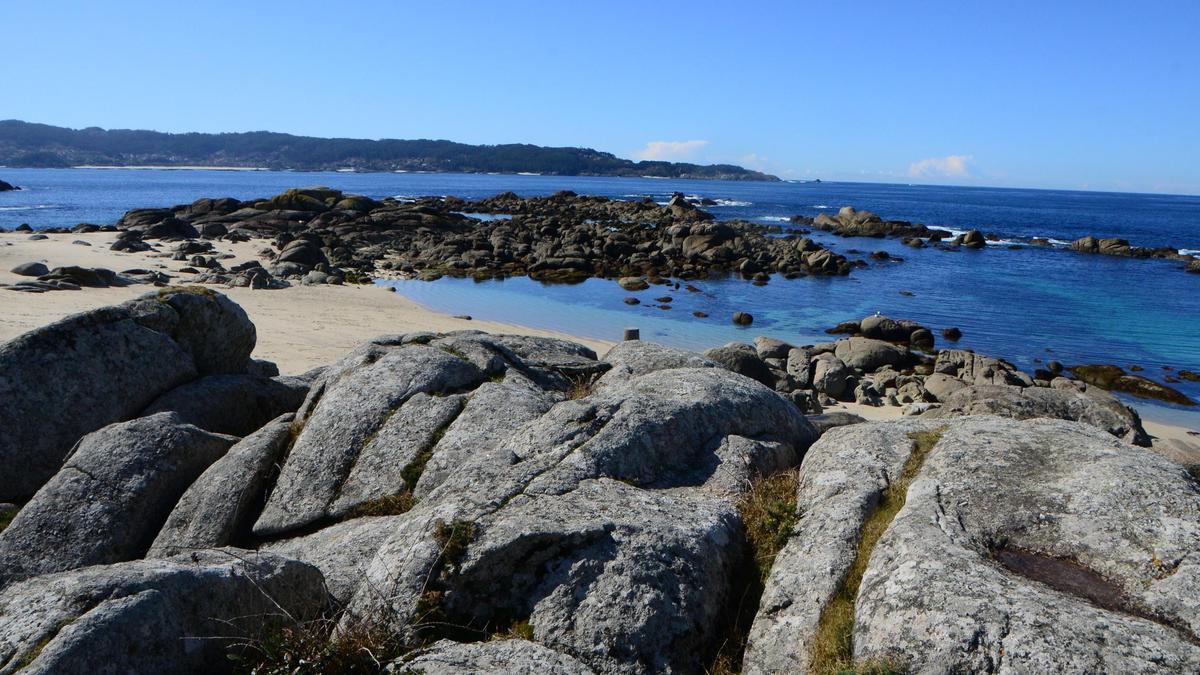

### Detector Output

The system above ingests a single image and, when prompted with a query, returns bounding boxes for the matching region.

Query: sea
[2,167,1198,427]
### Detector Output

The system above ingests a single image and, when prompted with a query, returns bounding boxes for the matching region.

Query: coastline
[2,229,1196,462]
[0,231,613,373]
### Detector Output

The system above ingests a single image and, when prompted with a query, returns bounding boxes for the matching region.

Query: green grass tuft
[706,469,802,674]
[809,428,943,675]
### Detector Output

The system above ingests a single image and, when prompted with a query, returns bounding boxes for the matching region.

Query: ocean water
[2,168,1198,426]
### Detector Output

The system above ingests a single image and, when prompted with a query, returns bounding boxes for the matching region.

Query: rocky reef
[91,188,851,289]
[1,290,1197,673]
[0,179,17,192]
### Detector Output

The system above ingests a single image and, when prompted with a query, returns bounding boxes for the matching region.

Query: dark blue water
[2,168,1198,425]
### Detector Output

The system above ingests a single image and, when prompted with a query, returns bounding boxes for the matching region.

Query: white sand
[0,232,613,373]
[3,231,1197,462]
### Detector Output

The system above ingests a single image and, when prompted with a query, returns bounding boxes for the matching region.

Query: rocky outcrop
[934,348,1033,387]
[0,288,255,501]
[0,550,326,674]
[148,415,294,558]
[315,363,815,670]
[0,179,18,192]
[1072,235,1194,263]
[0,413,236,587]
[746,416,1200,673]
[806,206,952,240]
[924,382,1152,446]
[1,291,1195,673]
[1071,363,1194,406]
[115,188,854,285]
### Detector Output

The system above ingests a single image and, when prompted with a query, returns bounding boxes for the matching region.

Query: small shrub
[738,470,801,581]
[566,373,599,400]
[705,470,801,673]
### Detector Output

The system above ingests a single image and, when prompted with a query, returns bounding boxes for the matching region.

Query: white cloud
[907,154,973,178]
[635,139,709,161]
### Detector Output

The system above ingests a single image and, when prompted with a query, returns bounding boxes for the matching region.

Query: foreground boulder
[745,416,1200,673]
[0,413,236,587]
[925,382,1152,446]
[0,549,326,674]
[0,288,255,500]
[292,359,816,673]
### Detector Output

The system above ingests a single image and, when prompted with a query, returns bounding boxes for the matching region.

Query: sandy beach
[0,231,613,373]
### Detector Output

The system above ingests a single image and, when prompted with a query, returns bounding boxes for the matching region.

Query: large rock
[934,348,1033,387]
[810,352,851,399]
[595,340,716,390]
[253,341,485,536]
[254,332,604,536]
[148,415,294,558]
[833,336,913,372]
[140,373,309,436]
[703,343,776,388]
[746,416,1200,673]
[9,262,48,277]
[921,372,968,401]
[397,639,595,674]
[0,288,255,500]
[447,480,742,674]
[0,413,236,588]
[343,366,816,673]
[0,549,326,675]
[925,383,1152,446]
[1072,363,1195,406]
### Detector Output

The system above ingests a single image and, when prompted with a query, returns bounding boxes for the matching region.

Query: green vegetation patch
[809,428,944,675]
[706,469,801,674]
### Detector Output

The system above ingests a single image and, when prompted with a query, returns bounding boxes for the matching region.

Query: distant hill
[0,120,778,181]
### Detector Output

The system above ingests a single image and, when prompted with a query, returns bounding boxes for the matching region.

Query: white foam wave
[710,199,751,207]
[0,204,61,212]
[812,204,832,209]
[1179,248,1200,256]
[757,216,792,222]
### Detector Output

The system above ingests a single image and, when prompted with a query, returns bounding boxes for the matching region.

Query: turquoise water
[2,168,1197,427]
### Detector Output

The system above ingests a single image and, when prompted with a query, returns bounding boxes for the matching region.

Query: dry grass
[705,470,802,674]
[566,373,599,400]
[739,469,802,582]
[489,619,535,642]
[810,428,943,675]
[348,493,415,518]
[229,615,405,675]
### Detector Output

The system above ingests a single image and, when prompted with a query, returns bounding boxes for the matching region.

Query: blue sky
[2,1,1198,193]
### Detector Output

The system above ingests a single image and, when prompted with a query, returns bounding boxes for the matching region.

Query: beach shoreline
[2,229,1197,463]
[0,231,613,372]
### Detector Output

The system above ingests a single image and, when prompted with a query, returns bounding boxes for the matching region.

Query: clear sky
[2,1,1198,193]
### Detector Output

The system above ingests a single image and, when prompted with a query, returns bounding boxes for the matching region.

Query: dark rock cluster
[109,187,853,286]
